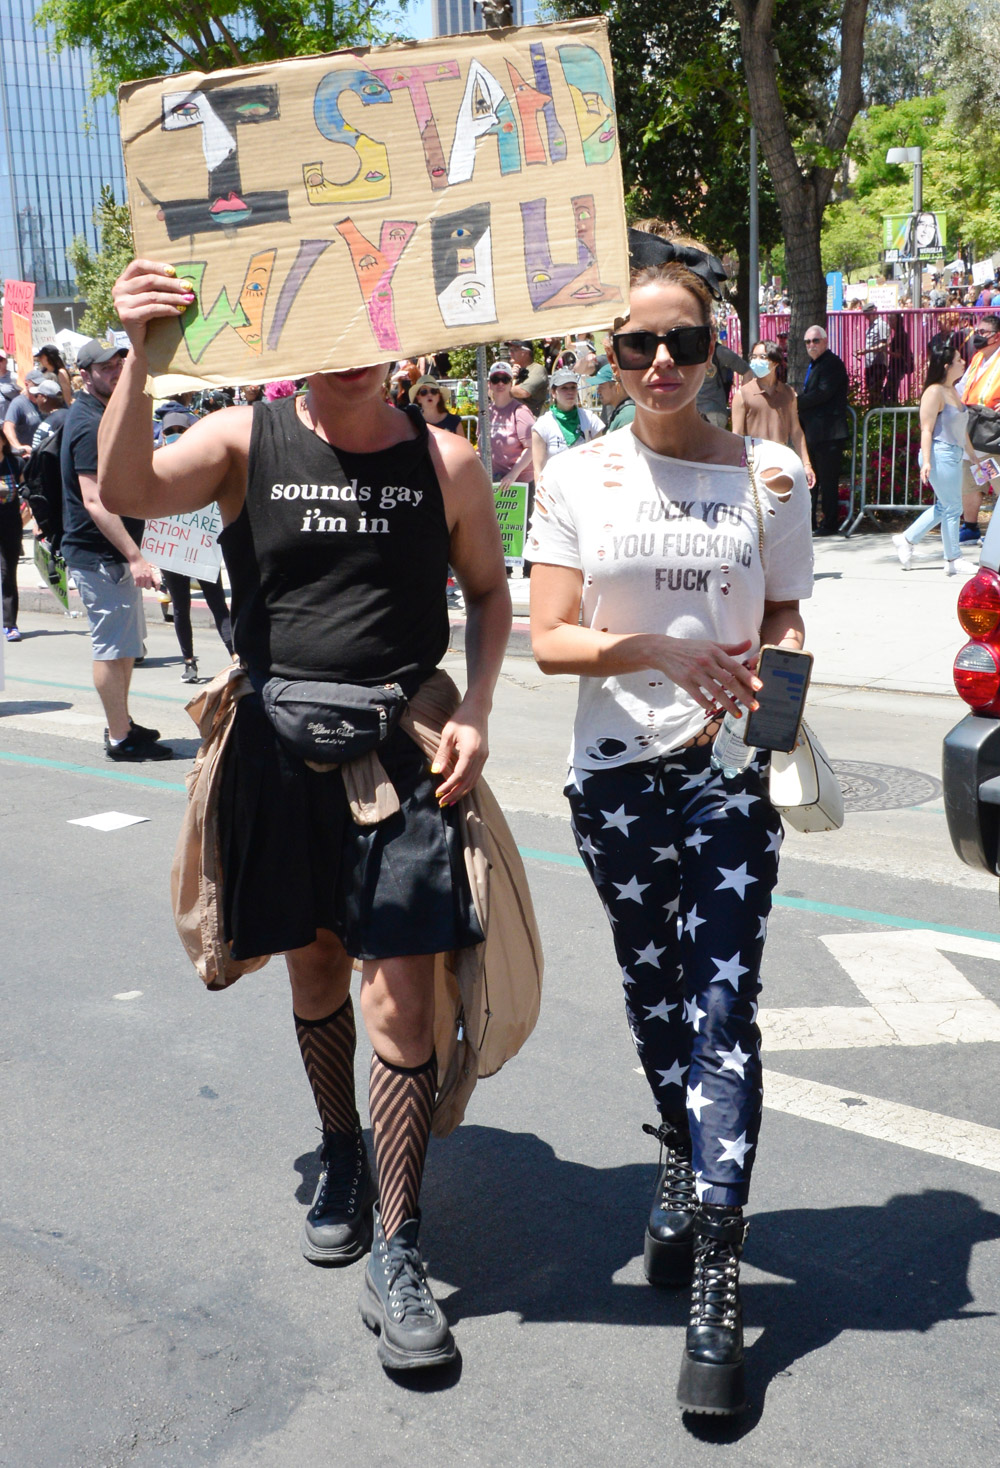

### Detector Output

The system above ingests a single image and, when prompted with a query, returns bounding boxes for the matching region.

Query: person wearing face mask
[957,314,1000,543]
[730,342,814,489]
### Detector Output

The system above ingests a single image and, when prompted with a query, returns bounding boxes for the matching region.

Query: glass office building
[0,0,126,313]
[433,0,524,37]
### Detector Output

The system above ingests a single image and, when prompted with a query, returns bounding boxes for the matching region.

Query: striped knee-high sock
[369,1051,436,1240]
[294,997,361,1137]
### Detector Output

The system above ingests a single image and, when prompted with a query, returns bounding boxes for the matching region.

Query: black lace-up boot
[641,1120,696,1286]
[677,1205,748,1415]
[301,1128,378,1266]
[359,1207,456,1370]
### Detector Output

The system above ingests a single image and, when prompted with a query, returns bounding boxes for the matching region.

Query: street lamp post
[886,145,923,308]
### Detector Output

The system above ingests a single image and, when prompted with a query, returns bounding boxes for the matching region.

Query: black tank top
[221,397,450,685]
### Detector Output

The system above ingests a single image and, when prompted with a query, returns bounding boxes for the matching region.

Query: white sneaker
[945,558,974,577]
[892,533,912,568]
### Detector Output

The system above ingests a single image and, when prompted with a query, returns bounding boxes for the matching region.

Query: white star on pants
[717,1132,754,1168]
[723,790,760,816]
[613,875,650,904]
[577,833,600,860]
[765,826,783,855]
[686,828,712,852]
[686,1081,715,1122]
[683,903,706,937]
[656,1059,688,1087]
[643,998,677,1022]
[652,844,679,863]
[683,997,707,1031]
[715,861,758,899]
[710,953,749,990]
[601,804,639,835]
[716,1041,751,1078]
[634,939,666,967]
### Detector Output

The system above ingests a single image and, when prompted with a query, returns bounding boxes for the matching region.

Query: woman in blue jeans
[894,342,986,576]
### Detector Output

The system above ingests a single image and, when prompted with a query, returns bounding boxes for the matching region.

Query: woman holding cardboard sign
[99,257,538,1375]
[528,227,812,1417]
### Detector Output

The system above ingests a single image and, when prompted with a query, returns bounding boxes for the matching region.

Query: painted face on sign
[431,205,498,328]
[153,84,287,237]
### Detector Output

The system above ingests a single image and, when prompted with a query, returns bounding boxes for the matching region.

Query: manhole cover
[831,760,942,812]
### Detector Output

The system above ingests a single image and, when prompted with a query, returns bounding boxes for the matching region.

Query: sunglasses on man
[612,326,712,370]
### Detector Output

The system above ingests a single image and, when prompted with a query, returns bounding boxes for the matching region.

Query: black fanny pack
[260,676,408,764]
[969,405,1000,454]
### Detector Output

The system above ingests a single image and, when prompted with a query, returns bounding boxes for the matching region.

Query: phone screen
[744,646,813,752]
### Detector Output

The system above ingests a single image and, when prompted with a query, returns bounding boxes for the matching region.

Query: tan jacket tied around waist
[170,663,543,1136]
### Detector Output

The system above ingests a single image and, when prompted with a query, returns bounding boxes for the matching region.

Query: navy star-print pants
[566,743,783,1207]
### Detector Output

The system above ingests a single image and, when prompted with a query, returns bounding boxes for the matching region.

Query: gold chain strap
[745,437,765,562]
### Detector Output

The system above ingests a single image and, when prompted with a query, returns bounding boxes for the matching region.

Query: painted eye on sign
[118,19,628,387]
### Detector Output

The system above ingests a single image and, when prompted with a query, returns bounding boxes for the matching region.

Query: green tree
[820,199,882,279]
[847,93,1000,261]
[733,0,870,385]
[66,186,135,334]
[863,1,944,106]
[35,0,403,99]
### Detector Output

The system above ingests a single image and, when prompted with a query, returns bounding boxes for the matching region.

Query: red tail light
[955,567,1000,713]
[958,569,1000,637]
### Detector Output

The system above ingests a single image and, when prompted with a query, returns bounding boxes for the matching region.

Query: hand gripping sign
[118,19,628,387]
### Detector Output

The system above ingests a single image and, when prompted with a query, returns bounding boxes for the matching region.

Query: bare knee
[286,928,353,1019]
[360,955,436,1067]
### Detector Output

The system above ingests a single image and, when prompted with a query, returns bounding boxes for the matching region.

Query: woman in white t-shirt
[531,369,603,483]
[528,228,813,1419]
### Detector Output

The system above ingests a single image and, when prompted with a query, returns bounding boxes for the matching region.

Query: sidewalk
[15,528,973,697]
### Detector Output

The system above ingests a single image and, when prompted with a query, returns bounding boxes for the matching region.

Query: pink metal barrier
[723,308,998,407]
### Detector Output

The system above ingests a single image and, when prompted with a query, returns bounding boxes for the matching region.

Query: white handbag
[768,721,845,832]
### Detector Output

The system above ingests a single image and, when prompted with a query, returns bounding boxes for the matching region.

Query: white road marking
[760,929,1000,1050]
[764,1070,1000,1173]
[113,991,143,1001]
[67,811,150,831]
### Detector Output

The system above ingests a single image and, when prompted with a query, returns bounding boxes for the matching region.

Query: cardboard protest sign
[493,480,528,565]
[3,279,35,357]
[12,313,34,385]
[119,20,628,387]
[142,504,224,582]
[32,311,56,352]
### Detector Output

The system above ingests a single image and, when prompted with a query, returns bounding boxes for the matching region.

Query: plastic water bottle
[710,711,756,779]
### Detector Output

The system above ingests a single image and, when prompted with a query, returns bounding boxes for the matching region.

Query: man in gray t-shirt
[506,340,548,416]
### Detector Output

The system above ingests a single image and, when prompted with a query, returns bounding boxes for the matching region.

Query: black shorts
[219,691,484,962]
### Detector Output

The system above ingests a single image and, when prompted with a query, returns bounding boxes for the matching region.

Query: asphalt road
[3,610,1000,1467]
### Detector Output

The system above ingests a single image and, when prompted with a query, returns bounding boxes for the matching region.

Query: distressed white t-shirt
[528,426,814,769]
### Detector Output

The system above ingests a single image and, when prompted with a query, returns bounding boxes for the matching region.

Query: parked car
[943,516,1000,878]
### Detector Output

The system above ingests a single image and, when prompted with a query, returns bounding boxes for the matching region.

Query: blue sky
[384,0,539,41]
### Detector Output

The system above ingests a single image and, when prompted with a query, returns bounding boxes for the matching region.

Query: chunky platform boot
[359,1207,456,1370]
[301,1128,378,1266]
[641,1120,696,1286]
[677,1205,748,1416]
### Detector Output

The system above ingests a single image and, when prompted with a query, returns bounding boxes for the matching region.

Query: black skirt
[219,691,484,962]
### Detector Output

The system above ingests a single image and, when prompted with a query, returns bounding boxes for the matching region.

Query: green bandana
[550,402,583,448]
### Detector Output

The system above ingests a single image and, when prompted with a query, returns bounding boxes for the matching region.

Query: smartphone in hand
[744,645,813,752]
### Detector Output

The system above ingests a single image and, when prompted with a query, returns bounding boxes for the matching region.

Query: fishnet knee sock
[294,997,361,1137]
[369,1051,436,1241]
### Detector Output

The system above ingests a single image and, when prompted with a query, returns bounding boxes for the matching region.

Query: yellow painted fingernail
[163,264,177,277]
[430,763,442,774]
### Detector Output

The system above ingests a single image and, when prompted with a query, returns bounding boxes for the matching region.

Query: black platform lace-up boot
[301,1128,378,1266]
[677,1204,748,1416]
[641,1120,697,1286]
[359,1207,456,1370]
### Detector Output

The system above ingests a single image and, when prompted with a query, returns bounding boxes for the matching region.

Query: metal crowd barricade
[838,403,860,531]
[845,406,921,535]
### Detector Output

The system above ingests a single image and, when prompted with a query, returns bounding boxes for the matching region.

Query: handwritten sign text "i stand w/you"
[119,20,628,387]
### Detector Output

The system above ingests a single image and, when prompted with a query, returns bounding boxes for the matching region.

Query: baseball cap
[161,411,194,433]
[32,379,63,399]
[488,360,514,380]
[25,368,45,385]
[77,336,128,369]
[505,339,530,350]
[550,368,580,388]
[862,302,877,312]
[587,364,615,387]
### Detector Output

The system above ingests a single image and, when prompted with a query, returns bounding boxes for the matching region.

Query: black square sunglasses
[612,326,712,370]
